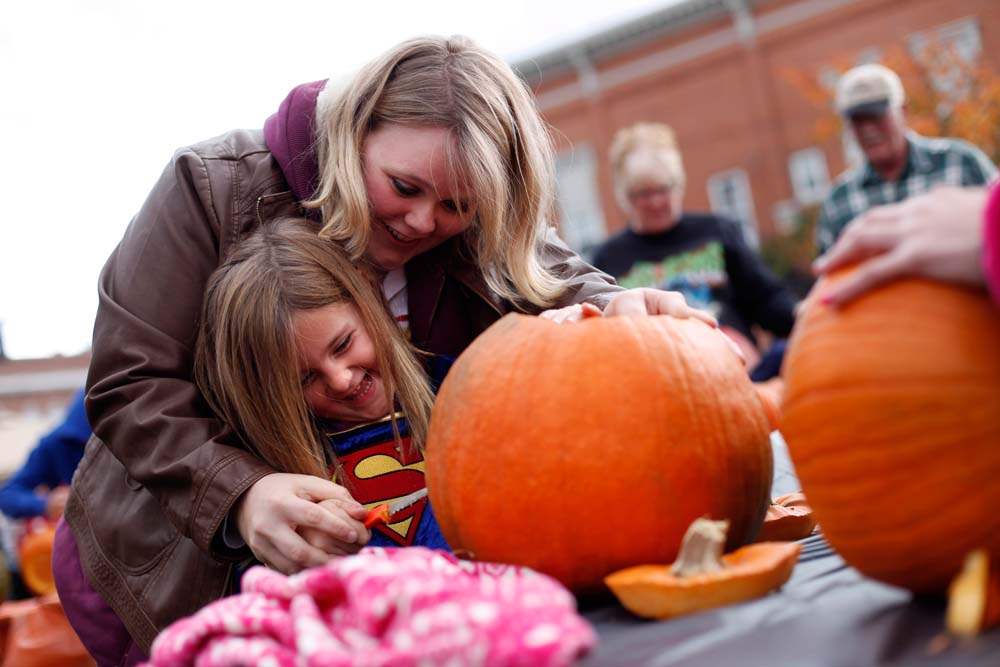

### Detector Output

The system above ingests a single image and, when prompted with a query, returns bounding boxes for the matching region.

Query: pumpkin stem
[670,518,729,578]
[947,549,1000,637]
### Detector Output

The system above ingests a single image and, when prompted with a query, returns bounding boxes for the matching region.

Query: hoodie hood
[263,79,328,202]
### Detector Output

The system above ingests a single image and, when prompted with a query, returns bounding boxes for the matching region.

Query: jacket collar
[405,237,503,347]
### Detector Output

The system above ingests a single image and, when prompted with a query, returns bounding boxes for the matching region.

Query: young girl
[194,217,449,563]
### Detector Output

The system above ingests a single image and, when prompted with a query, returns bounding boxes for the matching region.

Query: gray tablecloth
[578,434,1000,666]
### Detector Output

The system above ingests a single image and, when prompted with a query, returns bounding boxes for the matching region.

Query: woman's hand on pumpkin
[235,473,368,574]
[603,288,718,327]
[813,186,988,307]
[539,302,604,323]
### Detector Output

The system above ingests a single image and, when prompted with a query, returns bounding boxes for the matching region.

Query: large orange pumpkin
[425,313,773,592]
[781,273,1000,593]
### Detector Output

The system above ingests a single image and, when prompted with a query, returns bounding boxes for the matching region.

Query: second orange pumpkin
[781,274,1000,593]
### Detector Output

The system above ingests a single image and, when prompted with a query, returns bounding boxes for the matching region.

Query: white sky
[0,0,674,360]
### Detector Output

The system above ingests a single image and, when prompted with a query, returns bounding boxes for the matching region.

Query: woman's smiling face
[361,124,477,271]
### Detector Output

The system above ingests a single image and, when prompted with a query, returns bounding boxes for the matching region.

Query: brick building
[514,0,1000,257]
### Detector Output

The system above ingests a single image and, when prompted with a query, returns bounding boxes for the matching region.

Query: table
[579,435,1000,666]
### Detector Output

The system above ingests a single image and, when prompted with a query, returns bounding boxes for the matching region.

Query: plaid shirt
[816,133,997,254]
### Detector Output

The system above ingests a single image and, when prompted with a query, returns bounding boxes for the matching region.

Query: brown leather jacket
[65,128,621,651]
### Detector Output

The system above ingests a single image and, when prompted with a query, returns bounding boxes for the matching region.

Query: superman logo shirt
[326,415,449,550]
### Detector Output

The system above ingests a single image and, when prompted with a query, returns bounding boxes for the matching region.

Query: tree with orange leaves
[785,41,1000,163]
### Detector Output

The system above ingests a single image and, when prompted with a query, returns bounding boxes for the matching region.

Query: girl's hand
[235,473,367,574]
[299,498,371,556]
[603,288,718,327]
[813,186,988,306]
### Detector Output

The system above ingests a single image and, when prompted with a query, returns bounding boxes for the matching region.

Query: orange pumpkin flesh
[426,314,773,593]
[605,518,800,620]
[757,492,816,542]
[781,274,1000,593]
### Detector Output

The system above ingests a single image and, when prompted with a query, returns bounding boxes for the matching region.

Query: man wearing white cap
[816,63,996,254]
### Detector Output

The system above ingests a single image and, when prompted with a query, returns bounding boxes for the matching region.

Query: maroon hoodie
[263,79,326,202]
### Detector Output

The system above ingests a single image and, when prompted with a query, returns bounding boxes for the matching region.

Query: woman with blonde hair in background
[592,121,797,379]
[53,36,716,664]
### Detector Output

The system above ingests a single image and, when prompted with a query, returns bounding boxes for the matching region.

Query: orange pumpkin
[781,273,1000,593]
[757,492,816,542]
[753,378,784,431]
[19,520,57,596]
[426,313,773,592]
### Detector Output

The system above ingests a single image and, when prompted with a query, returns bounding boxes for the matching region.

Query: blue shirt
[0,389,90,518]
[325,415,449,550]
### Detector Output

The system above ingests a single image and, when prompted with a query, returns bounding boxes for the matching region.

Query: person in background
[0,389,88,600]
[592,122,796,379]
[816,64,997,255]
[814,184,1000,308]
[0,389,88,521]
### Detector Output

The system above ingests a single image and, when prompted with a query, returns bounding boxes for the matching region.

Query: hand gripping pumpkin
[781,273,1000,593]
[425,313,773,592]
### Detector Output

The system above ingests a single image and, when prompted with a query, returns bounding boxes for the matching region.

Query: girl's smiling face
[361,124,477,271]
[293,302,392,424]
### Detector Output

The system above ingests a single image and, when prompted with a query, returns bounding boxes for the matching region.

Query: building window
[707,168,758,246]
[554,144,607,260]
[788,147,830,205]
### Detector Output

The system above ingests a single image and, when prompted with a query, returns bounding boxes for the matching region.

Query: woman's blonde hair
[194,218,434,479]
[307,35,565,309]
[609,122,686,209]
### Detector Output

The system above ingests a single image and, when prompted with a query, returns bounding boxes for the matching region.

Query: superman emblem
[335,436,427,546]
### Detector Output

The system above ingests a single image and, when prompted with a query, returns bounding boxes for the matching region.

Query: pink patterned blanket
[144,547,596,666]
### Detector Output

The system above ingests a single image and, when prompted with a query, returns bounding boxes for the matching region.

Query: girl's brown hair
[194,218,434,478]
[308,35,566,309]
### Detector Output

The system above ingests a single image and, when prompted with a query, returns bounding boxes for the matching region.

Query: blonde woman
[54,37,714,664]
[592,122,796,378]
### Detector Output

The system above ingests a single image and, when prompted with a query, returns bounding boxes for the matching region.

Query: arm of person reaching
[0,443,54,519]
[813,186,995,307]
[722,220,797,338]
[0,390,90,519]
[85,146,363,569]
[537,226,623,310]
